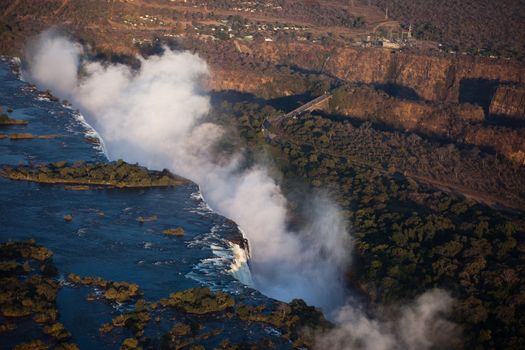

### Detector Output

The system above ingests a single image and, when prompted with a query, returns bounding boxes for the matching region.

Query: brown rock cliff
[489,85,525,120]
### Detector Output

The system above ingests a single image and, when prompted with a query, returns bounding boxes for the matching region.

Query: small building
[382,41,402,50]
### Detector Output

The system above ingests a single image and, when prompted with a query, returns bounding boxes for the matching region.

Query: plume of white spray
[23,30,458,347]
[315,289,459,350]
[23,29,350,312]
[24,30,82,97]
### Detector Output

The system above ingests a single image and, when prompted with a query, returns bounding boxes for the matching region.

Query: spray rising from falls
[314,289,459,350]
[24,30,459,348]
[24,29,350,312]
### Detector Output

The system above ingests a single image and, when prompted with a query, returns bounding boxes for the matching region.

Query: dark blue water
[0,58,282,349]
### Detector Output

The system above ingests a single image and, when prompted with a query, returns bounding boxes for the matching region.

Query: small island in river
[1,240,332,350]
[0,160,188,188]
[0,112,28,126]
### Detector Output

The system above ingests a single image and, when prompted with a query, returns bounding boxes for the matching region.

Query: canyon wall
[329,85,484,131]
[490,85,525,120]
[223,41,525,107]
[327,85,525,164]
[204,40,525,164]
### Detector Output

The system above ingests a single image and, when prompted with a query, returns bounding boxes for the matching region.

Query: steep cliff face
[329,86,433,129]
[329,85,484,130]
[489,85,525,120]
[328,85,525,163]
[328,48,452,102]
[208,66,321,99]
[205,41,525,164]
[242,42,525,105]
[208,68,279,97]
[206,57,332,100]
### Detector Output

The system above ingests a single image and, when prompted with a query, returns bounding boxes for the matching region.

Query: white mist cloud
[23,29,351,313]
[24,29,82,97]
[315,289,459,350]
[24,31,458,348]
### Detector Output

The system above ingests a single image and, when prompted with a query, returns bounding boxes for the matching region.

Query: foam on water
[186,223,255,291]
[188,189,255,288]
[70,109,108,156]
[189,188,214,214]
[229,241,254,287]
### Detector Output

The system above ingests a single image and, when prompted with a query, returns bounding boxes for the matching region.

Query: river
[0,57,289,349]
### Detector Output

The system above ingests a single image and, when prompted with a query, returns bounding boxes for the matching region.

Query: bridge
[282,93,332,119]
[262,92,332,138]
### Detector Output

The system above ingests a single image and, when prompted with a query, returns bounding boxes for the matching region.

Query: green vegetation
[67,273,141,303]
[413,22,441,41]
[89,280,330,349]
[0,23,7,36]
[0,160,188,188]
[0,113,28,126]
[210,99,525,349]
[343,16,365,28]
[236,299,331,347]
[281,113,525,209]
[1,239,330,349]
[0,240,78,350]
[159,287,235,314]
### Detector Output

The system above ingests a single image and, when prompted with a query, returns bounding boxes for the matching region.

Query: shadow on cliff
[373,83,421,101]
[211,90,321,114]
[459,78,499,115]
[210,90,266,106]
[267,93,318,112]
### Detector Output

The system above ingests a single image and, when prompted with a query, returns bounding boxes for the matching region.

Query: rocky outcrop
[209,68,280,98]
[489,85,525,120]
[292,43,525,103]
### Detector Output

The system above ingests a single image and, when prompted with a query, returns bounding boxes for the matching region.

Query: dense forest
[207,98,525,350]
